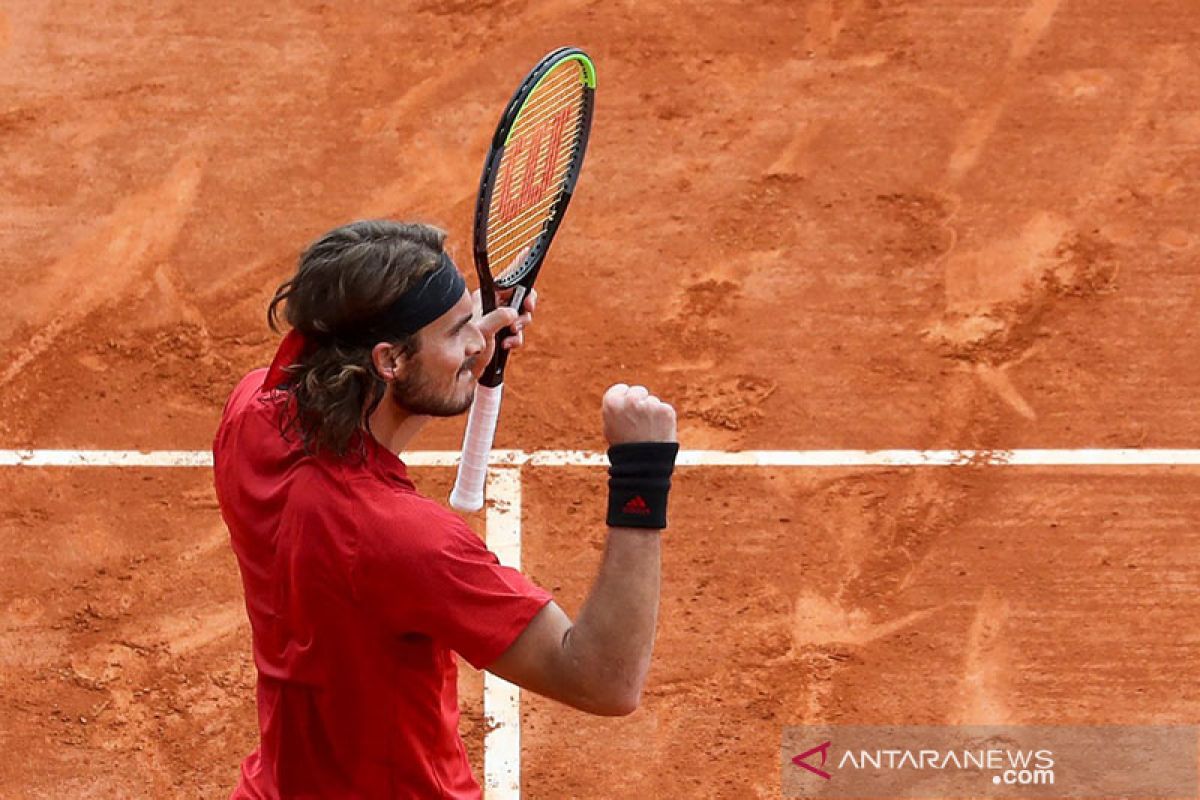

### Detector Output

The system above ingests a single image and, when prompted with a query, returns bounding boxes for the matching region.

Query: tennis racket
[449,47,596,512]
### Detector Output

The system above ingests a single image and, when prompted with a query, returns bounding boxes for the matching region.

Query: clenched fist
[602,384,677,446]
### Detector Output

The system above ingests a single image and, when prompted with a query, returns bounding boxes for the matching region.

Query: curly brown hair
[267,220,447,458]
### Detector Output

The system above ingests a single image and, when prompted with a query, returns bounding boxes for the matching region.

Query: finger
[478,307,519,337]
[524,288,537,313]
[604,383,630,404]
[626,385,650,401]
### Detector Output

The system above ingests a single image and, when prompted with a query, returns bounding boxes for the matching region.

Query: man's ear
[370,342,408,381]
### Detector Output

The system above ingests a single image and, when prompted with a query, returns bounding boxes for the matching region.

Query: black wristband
[606,442,680,530]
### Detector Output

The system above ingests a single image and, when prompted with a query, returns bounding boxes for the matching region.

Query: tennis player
[213,220,679,799]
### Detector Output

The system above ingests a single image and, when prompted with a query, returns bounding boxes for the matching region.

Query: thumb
[478,306,518,338]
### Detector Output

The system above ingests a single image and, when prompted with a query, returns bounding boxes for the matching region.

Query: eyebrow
[448,313,473,336]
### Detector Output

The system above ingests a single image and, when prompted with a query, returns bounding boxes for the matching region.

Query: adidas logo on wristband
[622,495,652,516]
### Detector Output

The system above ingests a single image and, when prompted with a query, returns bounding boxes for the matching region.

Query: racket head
[473,47,595,310]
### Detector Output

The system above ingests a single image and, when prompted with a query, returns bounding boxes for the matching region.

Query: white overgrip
[449,383,504,511]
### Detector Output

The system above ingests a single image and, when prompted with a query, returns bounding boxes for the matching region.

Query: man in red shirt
[213,220,679,798]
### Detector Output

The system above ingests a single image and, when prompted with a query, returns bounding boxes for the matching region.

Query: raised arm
[487,383,678,716]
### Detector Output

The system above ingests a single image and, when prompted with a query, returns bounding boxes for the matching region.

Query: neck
[367,386,429,455]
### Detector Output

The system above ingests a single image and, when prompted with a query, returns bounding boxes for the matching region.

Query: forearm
[561,526,662,714]
[485,385,676,716]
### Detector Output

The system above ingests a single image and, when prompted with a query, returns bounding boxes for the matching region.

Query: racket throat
[508,285,528,315]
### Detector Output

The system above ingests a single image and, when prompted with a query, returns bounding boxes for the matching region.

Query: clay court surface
[2,0,1199,797]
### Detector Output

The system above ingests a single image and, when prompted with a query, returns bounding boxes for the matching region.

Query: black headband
[261,252,466,392]
[338,251,466,345]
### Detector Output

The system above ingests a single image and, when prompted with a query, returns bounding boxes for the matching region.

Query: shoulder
[214,369,277,442]
[221,368,270,419]
[212,368,295,463]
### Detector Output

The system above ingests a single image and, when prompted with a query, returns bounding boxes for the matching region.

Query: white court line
[527,448,1200,467]
[483,467,523,800]
[0,449,218,467]
[4,448,1200,468]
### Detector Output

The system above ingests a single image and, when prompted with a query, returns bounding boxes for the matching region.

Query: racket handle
[449,383,504,512]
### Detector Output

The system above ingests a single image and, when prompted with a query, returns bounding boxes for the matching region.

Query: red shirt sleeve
[351,490,552,669]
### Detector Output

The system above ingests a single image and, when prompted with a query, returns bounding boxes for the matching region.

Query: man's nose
[466,322,486,355]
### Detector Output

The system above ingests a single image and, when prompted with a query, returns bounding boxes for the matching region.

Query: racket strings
[489,160,573,243]
[487,141,581,277]
[487,82,584,220]
[488,151,579,275]
[487,123,579,228]
[485,63,588,281]
[503,77,584,138]
[488,108,580,219]
[506,64,581,130]
[487,118,582,239]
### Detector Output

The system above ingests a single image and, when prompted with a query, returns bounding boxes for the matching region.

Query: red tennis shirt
[213,369,552,799]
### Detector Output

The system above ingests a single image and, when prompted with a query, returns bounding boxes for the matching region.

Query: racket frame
[472,46,595,388]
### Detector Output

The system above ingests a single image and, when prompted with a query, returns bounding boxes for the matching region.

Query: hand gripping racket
[449,47,596,512]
